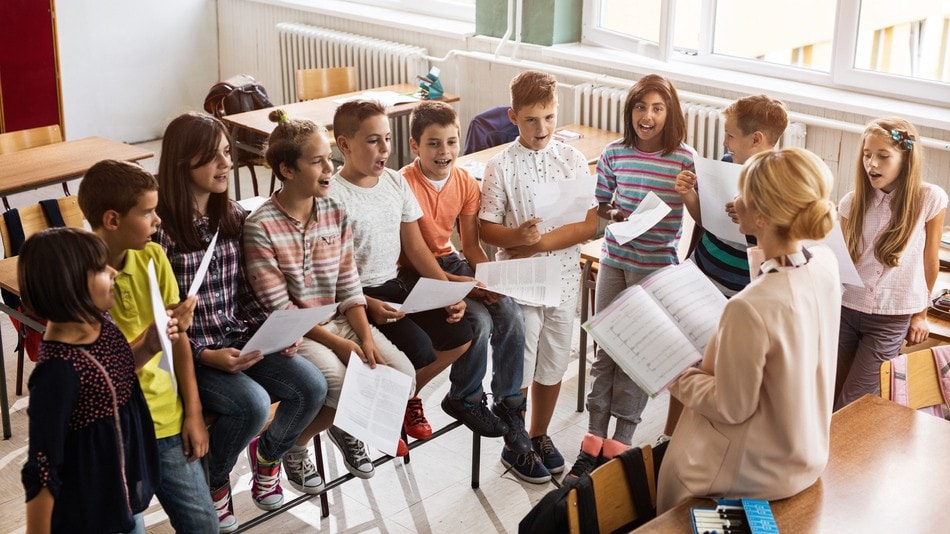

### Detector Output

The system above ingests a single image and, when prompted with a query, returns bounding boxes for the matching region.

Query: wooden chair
[0,125,66,209]
[0,196,86,395]
[294,67,357,102]
[880,348,947,411]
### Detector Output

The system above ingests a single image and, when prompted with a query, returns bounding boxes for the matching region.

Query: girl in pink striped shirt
[835,117,947,409]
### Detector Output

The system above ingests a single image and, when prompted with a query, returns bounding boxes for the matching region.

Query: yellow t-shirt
[110,242,184,439]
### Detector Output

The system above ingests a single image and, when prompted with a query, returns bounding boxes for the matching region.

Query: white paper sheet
[241,305,337,356]
[605,191,672,245]
[475,256,561,307]
[187,230,219,297]
[804,220,864,288]
[334,354,413,457]
[147,260,176,394]
[695,157,746,244]
[332,90,419,108]
[237,196,268,213]
[533,174,597,231]
[390,278,475,314]
[458,160,486,181]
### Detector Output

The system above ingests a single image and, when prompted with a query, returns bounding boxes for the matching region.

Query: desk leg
[577,260,594,413]
[229,126,243,200]
[0,325,11,439]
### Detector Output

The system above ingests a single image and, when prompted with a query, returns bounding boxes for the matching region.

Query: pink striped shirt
[840,182,947,314]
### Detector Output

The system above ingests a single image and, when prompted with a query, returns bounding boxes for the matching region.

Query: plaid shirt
[154,201,267,360]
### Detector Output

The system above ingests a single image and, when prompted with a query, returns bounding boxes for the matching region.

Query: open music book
[583,260,727,397]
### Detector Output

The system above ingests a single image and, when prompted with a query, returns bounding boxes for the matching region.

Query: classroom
[1,1,950,532]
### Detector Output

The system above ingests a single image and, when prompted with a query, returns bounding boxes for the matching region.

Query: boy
[400,101,532,459]
[243,116,416,481]
[479,71,598,483]
[78,160,218,532]
[327,100,501,445]
[676,94,789,297]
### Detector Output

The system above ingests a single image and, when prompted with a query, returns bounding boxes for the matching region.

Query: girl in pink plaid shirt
[835,117,947,409]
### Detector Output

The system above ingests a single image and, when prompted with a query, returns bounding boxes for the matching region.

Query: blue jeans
[438,253,525,401]
[154,434,218,533]
[196,352,327,488]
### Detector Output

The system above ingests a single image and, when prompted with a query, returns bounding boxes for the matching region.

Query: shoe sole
[327,431,375,479]
[500,457,552,484]
[288,478,326,495]
[252,498,284,512]
[442,400,508,437]
[547,464,565,475]
[219,519,239,534]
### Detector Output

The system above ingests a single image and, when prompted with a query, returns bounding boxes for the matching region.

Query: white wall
[56,0,219,143]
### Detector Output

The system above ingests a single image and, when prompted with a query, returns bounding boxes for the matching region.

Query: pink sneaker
[247,436,284,510]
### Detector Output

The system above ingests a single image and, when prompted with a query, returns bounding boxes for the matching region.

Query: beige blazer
[657,246,841,512]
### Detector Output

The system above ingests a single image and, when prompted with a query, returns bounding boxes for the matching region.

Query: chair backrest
[463,106,520,155]
[0,196,86,259]
[880,348,946,410]
[0,124,63,155]
[295,67,357,102]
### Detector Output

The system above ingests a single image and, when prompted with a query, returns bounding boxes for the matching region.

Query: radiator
[276,22,430,168]
[573,84,806,160]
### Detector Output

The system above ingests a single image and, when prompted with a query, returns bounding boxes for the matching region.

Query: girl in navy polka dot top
[20,228,175,533]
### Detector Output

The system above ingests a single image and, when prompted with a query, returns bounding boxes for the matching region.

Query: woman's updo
[738,147,836,241]
[264,109,326,182]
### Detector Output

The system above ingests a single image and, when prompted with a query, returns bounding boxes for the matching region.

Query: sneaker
[211,483,238,533]
[404,396,433,440]
[441,393,508,437]
[532,434,565,474]
[654,433,671,448]
[396,438,409,457]
[247,436,284,510]
[282,447,325,495]
[492,395,532,455]
[327,426,375,479]
[563,433,604,483]
[500,446,552,484]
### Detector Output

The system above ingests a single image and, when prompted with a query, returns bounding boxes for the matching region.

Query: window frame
[347,0,474,23]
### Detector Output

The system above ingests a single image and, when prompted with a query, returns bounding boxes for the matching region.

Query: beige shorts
[521,295,577,388]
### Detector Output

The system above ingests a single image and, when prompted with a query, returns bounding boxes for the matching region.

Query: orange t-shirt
[400,160,481,257]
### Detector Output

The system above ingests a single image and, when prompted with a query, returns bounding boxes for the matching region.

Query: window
[584,0,950,104]
[349,0,475,22]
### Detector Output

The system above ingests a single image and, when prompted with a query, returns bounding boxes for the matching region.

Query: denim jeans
[117,513,144,534]
[154,434,218,533]
[196,352,327,488]
[438,253,526,401]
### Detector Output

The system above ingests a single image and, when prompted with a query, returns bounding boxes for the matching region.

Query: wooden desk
[926,269,950,343]
[635,395,950,533]
[0,137,153,198]
[456,124,618,168]
[220,83,459,199]
[576,237,603,412]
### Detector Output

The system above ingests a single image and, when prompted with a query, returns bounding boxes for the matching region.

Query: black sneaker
[327,426,375,479]
[441,393,509,437]
[532,434,565,474]
[492,395,532,455]
[562,448,599,484]
[500,446,552,484]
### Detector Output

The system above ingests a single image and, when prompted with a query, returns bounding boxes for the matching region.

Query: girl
[657,148,840,512]
[566,74,695,481]
[243,110,416,480]
[835,117,947,410]
[154,112,327,532]
[21,228,164,533]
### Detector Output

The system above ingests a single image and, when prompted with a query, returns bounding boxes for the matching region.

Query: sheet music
[695,157,746,244]
[532,174,596,231]
[583,261,726,397]
[804,220,864,288]
[392,278,475,314]
[475,256,561,307]
[147,260,176,394]
[188,230,219,297]
[334,355,413,457]
[605,191,671,245]
[241,304,336,356]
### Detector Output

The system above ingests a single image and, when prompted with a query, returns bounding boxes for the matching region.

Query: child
[154,112,327,531]
[400,101,532,459]
[78,160,218,532]
[243,110,417,481]
[565,74,694,481]
[676,94,789,296]
[21,228,163,533]
[835,117,947,410]
[327,100,477,445]
[479,70,598,483]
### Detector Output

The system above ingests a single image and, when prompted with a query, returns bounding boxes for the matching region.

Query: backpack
[203,74,273,161]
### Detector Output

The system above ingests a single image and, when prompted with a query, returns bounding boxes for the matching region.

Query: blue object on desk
[418,66,444,100]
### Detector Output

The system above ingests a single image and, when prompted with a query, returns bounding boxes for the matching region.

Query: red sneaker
[403,396,432,439]
[396,438,409,457]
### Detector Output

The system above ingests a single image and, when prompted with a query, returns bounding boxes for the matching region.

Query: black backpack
[203,74,273,161]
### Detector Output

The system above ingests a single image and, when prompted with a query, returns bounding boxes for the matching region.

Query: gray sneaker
[327,426,375,479]
[282,448,325,494]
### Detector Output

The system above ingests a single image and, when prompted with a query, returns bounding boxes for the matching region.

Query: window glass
[599,0,663,44]
[855,0,950,82]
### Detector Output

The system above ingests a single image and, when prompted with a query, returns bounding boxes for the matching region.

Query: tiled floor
[0,140,672,533]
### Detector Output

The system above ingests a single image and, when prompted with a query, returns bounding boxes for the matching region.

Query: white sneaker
[283,448,325,494]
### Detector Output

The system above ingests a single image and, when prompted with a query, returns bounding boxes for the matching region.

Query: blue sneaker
[532,434,565,474]
[500,446,552,484]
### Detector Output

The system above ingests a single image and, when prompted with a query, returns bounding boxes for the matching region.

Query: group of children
[21,65,945,531]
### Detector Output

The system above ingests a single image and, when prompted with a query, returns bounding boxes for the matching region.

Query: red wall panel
[0,0,60,133]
